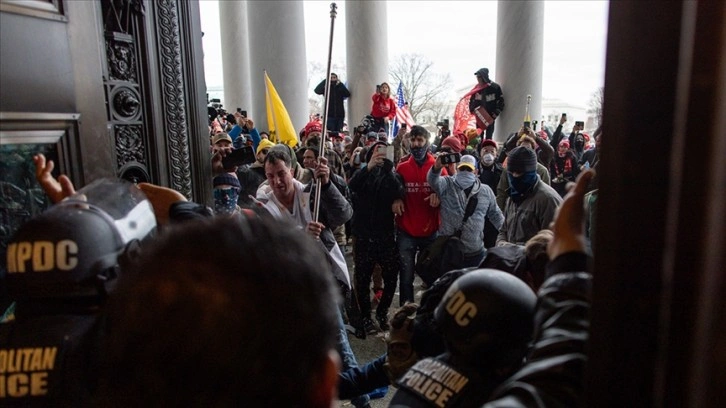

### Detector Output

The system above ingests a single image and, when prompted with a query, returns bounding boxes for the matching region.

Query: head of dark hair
[265,146,292,168]
[409,125,430,140]
[102,215,340,406]
[305,146,319,156]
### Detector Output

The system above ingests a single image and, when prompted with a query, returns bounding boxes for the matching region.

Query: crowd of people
[1,67,599,407]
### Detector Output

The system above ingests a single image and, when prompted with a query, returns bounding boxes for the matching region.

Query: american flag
[392,82,415,137]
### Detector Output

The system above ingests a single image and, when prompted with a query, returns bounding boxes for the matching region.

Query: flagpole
[313,2,338,223]
[264,71,279,144]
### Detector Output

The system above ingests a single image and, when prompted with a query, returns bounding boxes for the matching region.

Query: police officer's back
[1,180,155,406]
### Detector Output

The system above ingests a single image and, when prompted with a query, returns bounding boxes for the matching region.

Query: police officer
[1,180,155,406]
[389,269,537,407]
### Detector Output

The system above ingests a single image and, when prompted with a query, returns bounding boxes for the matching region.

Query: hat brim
[457,163,476,172]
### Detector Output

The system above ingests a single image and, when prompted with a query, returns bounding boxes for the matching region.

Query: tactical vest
[389,357,493,408]
[0,313,102,407]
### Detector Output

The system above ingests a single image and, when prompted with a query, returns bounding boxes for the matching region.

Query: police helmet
[433,269,537,367]
[5,179,156,301]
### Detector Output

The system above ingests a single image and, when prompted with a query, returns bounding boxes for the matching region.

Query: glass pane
[0,143,58,277]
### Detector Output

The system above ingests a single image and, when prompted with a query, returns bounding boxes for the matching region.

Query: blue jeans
[397,229,437,305]
[336,308,370,407]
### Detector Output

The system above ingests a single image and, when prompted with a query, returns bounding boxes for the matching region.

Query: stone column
[219,1,252,115]
[494,1,544,142]
[346,1,388,129]
[247,1,308,132]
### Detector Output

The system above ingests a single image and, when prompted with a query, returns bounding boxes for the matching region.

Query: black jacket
[314,80,351,119]
[483,252,591,407]
[348,164,399,238]
[0,311,104,407]
[478,162,504,195]
[469,81,505,118]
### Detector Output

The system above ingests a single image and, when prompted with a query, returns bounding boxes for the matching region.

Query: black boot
[362,317,378,335]
[376,312,390,332]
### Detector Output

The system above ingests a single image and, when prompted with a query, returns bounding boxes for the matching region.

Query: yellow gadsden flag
[264,71,298,147]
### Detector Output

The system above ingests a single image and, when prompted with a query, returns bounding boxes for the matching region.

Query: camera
[357,115,375,134]
[440,152,461,165]
[436,118,450,128]
[222,146,256,169]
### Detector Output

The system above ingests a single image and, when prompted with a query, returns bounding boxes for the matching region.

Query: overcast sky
[200,0,609,108]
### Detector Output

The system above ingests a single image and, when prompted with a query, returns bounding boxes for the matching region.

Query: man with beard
[393,125,442,305]
[348,142,401,334]
[496,146,562,246]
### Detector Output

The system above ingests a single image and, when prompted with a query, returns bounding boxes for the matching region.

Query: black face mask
[508,171,538,204]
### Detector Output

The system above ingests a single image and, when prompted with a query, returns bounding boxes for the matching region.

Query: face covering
[410,145,428,162]
[214,187,239,215]
[482,153,495,166]
[508,171,538,204]
[353,153,361,165]
[455,170,476,189]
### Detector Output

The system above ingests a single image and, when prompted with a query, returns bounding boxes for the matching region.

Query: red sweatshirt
[371,93,397,120]
[395,153,441,237]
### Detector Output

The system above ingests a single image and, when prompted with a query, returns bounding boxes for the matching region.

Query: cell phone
[575,121,584,128]
[384,145,394,162]
[440,152,462,165]
[562,113,567,118]
[222,146,255,169]
[523,121,531,129]
[401,123,407,130]
[241,110,247,118]
[237,108,242,113]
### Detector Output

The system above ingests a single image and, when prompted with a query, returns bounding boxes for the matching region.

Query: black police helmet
[5,205,126,301]
[433,269,537,368]
[5,176,157,302]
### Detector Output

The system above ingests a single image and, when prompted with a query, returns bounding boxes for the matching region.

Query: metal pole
[313,2,338,222]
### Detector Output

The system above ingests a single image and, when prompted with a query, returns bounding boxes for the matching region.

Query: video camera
[437,118,451,138]
[207,98,226,123]
[356,115,376,135]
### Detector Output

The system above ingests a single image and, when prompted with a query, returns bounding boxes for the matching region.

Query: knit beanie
[507,146,537,173]
[256,138,275,155]
[441,136,464,153]
[213,173,241,189]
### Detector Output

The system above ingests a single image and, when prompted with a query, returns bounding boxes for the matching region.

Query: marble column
[346,1,388,129]
[494,1,544,142]
[247,1,308,133]
[219,1,252,116]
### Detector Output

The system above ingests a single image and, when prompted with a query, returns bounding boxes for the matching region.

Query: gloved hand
[384,302,420,383]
